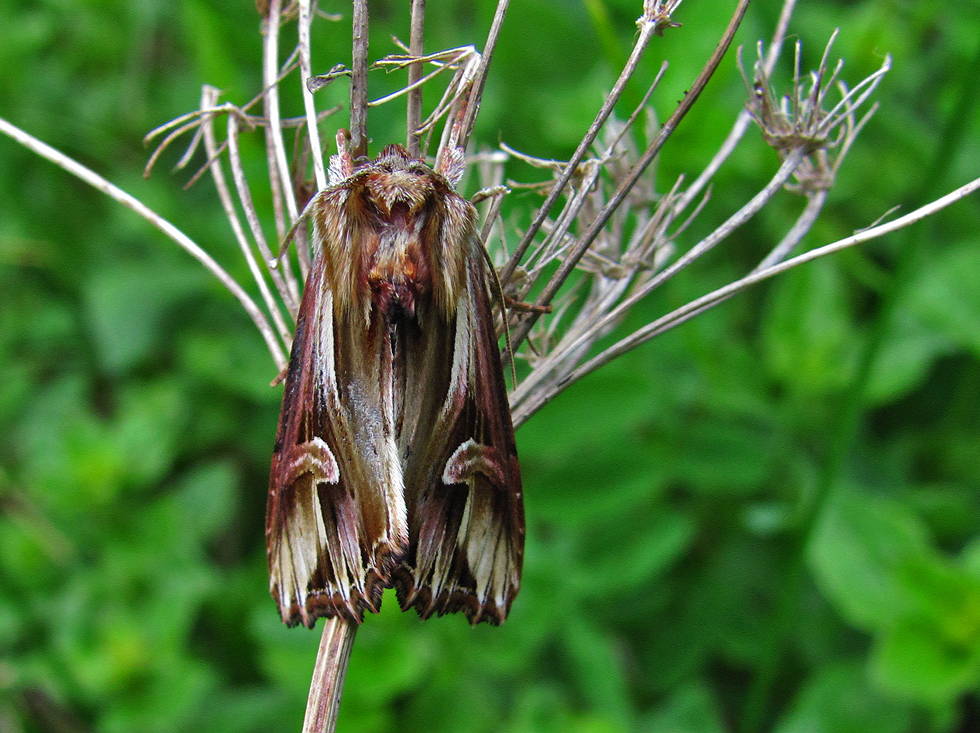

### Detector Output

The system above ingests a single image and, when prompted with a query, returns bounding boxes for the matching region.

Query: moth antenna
[270,193,320,268]
[273,130,356,269]
[435,82,472,182]
[335,128,355,177]
[270,363,289,387]
[481,242,517,389]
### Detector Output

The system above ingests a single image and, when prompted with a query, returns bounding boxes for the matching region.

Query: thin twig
[198,88,293,354]
[512,172,980,425]
[673,0,797,216]
[263,0,309,286]
[508,0,753,357]
[754,189,827,271]
[299,0,328,191]
[0,116,287,370]
[458,0,509,151]
[225,112,298,333]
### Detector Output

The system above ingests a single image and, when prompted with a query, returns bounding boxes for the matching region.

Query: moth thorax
[368,238,430,321]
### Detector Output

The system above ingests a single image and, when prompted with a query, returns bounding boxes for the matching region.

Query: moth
[266,143,524,628]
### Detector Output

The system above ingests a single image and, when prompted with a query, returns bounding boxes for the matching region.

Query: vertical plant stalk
[350,0,370,159]
[407,0,425,156]
[302,619,358,733]
[298,0,328,190]
[263,0,310,283]
[294,6,370,732]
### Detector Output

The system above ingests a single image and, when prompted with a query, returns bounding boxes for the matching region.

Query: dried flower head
[640,0,684,36]
[741,31,891,194]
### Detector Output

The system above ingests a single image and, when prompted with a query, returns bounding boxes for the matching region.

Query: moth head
[359,145,444,220]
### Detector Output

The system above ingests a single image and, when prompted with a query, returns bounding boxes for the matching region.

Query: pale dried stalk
[263,1,312,300]
[298,0,328,190]
[302,619,357,733]
[0,116,286,370]
[225,110,298,320]
[506,0,753,358]
[197,86,293,348]
[498,3,669,287]
[548,171,980,405]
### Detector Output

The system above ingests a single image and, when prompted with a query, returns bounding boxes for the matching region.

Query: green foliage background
[3,1,980,731]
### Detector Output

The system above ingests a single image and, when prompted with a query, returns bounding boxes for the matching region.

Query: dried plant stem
[499,6,663,287]
[299,0,328,190]
[0,115,288,370]
[407,0,426,156]
[673,0,798,216]
[263,0,302,230]
[753,189,827,272]
[293,8,369,728]
[302,618,357,733]
[458,0,509,151]
[515,171,980,424]
[225,112,299,319]
[350,0,370,159]
[261,1,309,303]
[511,146,807,424]
[509,0,752,356]
[196,87,293,349]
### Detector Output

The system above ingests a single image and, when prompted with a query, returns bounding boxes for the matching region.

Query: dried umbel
[267,144,524,629]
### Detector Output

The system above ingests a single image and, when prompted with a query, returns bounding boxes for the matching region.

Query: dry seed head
[741,32,890,194]
[639,0,684,36]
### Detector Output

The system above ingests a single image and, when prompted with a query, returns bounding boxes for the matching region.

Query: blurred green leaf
[810,488,980,702]
[865,308,951,403]
[83,257,208,375]
[640,681,726,733]
[761,259,859,395]
[775,661,913,733]
[908,241,980,358]
[873,619,980,704]
[172,460,238,542]
[808,487,934,630]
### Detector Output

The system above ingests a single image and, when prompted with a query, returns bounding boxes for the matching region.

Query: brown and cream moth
[266,143,524,628]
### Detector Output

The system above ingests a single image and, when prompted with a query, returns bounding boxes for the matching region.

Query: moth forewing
[267,144,524,630]
[267,257,408,627]
[394,229,524,625]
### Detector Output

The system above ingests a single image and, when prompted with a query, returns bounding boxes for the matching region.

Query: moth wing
[266,256,407,628]
[396,243,525,625]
